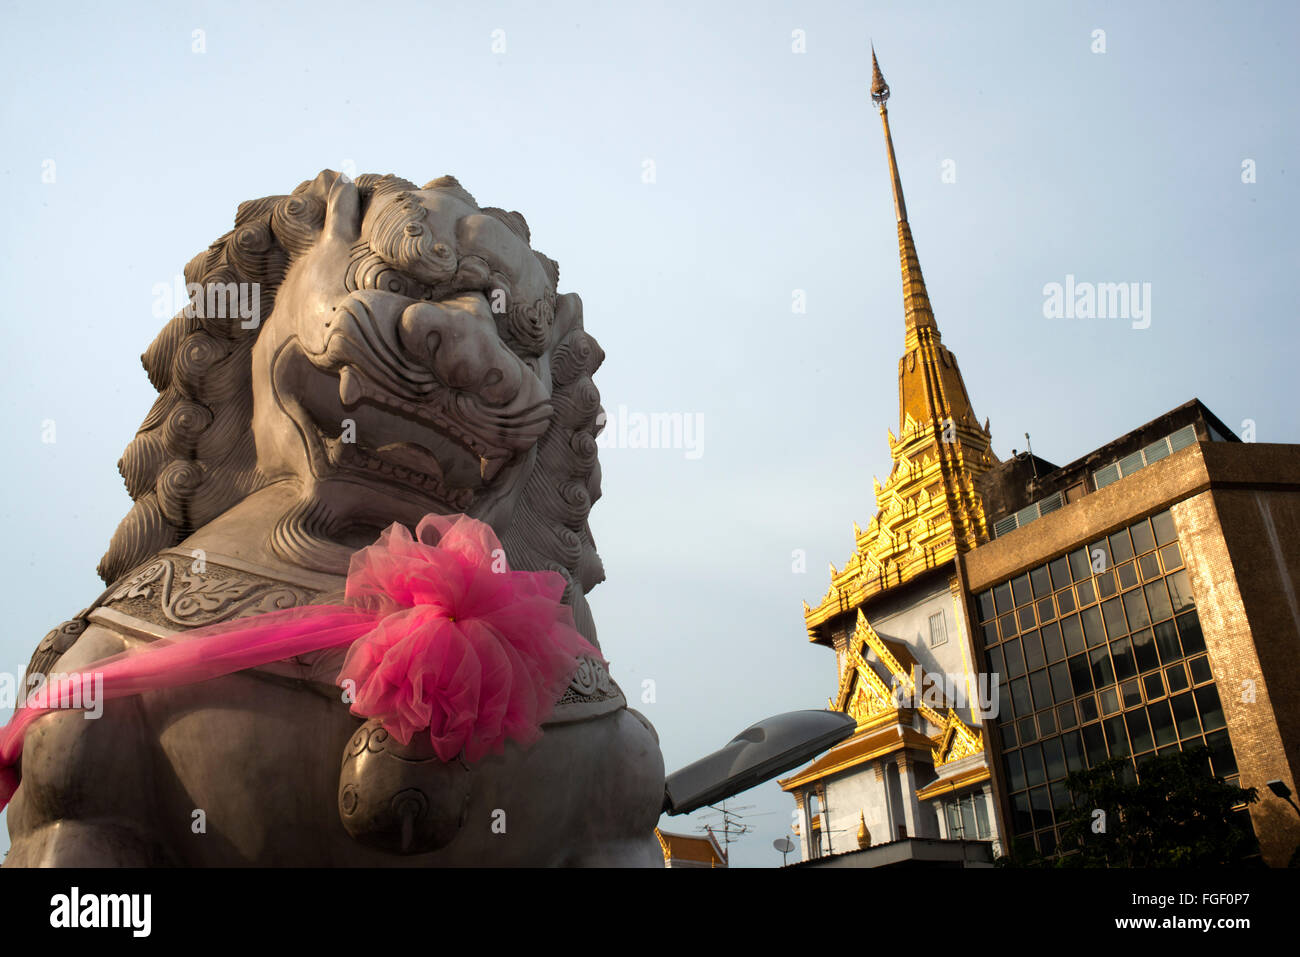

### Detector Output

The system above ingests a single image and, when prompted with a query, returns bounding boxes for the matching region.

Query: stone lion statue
[5,171,665,866]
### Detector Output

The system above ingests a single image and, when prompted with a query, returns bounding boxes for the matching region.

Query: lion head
[99,170,607,644]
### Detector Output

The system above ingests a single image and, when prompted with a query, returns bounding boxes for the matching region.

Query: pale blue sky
[2,0,1296,866]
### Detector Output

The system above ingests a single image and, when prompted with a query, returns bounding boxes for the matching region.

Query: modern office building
[967,401,1300,866]
[781,52,1300,868]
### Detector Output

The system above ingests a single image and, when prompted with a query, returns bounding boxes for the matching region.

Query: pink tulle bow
[0,513,601,812]
[337,513,599,762]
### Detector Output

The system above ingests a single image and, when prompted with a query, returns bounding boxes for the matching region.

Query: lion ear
[550,292,583,343]
[482,207,531,244]
[533,251,559,290]
[355,173,418,199]
[422,175,462,190]
[422,175,478,208]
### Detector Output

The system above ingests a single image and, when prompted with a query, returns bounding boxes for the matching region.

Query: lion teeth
[339,367,362,406]
[324,365,511,510]
[480,455,507,482]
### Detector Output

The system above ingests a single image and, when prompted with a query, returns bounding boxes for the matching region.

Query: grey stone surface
[5,171,664,866]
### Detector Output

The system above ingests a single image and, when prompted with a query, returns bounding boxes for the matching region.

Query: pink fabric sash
[0,513,599,813]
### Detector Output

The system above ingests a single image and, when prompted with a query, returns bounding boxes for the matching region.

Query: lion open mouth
[279,346,543,511]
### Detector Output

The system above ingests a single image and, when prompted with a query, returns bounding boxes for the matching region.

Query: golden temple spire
[800,47,1001,644]
[870,48,980,444]
[871,48,936,347]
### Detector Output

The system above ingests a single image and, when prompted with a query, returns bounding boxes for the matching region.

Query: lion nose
[398,294,520,406]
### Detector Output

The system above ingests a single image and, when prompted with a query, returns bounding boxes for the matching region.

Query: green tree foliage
[996,747,1259,867]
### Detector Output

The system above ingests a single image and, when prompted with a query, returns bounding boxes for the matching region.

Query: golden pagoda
[781,49,1002,864]
[805,49,998,645]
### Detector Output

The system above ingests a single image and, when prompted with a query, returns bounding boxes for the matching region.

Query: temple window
[944,792,991,840]
[928,610,948,647]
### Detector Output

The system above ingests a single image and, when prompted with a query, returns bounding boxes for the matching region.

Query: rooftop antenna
[1025,432,1039,478]
[696,800,755,858]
